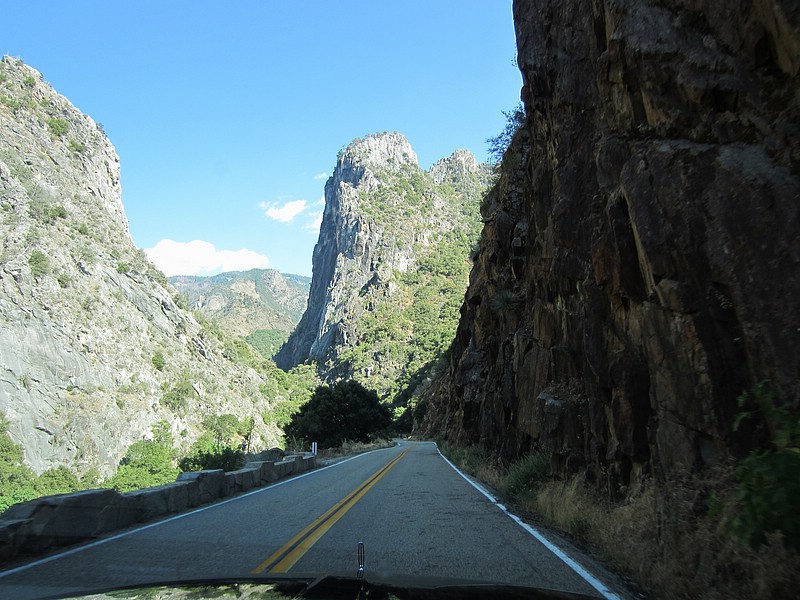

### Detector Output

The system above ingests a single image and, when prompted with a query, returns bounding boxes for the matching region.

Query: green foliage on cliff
[178,433,246,472]
[731,382,800,550]
[106,421,179,492]
[285,380,391,448]
[486,104,525,165]
[47,117,68,137]
[160,371,195,411]
[0,415,37,511]
[28,250,49,278]
[328,152,488,414]
[0,414,96,511]
[260,362,321,429]
[337,227,479,406]
[246,328,289,359]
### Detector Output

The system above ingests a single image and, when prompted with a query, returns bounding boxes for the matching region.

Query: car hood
[63,572,601,600]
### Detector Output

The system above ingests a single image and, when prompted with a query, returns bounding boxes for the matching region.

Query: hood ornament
[357,541,365,579]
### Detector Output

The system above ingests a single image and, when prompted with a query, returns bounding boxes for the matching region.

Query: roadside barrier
[0,454,316,565]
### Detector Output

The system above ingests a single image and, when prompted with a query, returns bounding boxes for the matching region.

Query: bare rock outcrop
[422,0,799,495]
[0,57,280,478]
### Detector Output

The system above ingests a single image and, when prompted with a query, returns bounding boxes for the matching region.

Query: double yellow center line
[252,449,408,574]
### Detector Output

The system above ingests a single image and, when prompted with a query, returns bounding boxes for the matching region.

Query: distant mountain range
[170,269,310,358]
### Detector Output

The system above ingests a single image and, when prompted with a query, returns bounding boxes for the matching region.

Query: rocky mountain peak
[336,132,418,180]
[276,133,491,388]
[429,149,481,185]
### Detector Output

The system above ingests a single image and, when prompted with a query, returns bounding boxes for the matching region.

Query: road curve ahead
[0,441,623,599]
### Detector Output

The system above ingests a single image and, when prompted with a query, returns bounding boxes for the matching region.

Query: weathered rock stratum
[0,56,280,478]
[422,0,799,495]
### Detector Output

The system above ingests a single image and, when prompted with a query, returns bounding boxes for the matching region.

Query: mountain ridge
[0,56,282,477]
[170,268,310,343]
[276,132,492,404]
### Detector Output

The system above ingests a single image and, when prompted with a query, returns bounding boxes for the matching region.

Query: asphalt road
[0,441,624,599]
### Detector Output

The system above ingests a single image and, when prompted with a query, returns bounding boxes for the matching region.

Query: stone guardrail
[0,454,316,566]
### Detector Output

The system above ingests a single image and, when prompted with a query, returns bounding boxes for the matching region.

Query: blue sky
[2,1,521,277]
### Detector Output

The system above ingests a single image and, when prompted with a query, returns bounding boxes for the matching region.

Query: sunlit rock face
[275,132,492,393]
[422,0,799,494]
[0,57,279,477]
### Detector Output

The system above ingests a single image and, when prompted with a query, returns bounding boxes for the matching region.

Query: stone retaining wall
[0,454,315,565]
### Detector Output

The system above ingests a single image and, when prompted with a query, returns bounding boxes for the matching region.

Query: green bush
[0,415,37,511]
[178,433,245,472]
[28,250,49,278]
[285,380,391,448]
[0,95,21,111]
[106,423,178,492]
[0,414,91,511]
[151,351,166,371]
[503,451,551,498]
[48,204,67,220]
[161,372,194,411]
[489,289,521,314]
[172,293,189,310]
[47,117,69,137]
[486,104,525,165]
[68,140,88,154]
[731,382,800,550]
[35,466,80,496]
[116,261,131,274]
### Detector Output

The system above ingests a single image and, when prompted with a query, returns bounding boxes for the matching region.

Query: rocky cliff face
[170,269,310,339]
[0,57,279,477]
[422,0,799,494]
[276,133,492,400]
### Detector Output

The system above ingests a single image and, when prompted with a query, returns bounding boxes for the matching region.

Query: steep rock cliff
[276,133,492,400]
[422,0,799,496]
[0,57,280,477]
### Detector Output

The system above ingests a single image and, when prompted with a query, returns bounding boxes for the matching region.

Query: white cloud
[315,196,326,206]
[313,172,328,180]
[260,199,308,222]
[305,211,324,232]
[144,239,270,277]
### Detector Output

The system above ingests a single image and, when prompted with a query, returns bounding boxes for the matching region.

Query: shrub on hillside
[731,381,800,550]
[105,421,178,492]
[178,433,245,472]
[503,451,551,498]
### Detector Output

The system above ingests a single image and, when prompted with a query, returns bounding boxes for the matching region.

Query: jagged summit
[337,132,418,173]
[430,149,480,185]
[275,132,492,394]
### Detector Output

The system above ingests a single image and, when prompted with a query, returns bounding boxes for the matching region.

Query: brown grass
[440,442,800,600]
[315,438,395,460]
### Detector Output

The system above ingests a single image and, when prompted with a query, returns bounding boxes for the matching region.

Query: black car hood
[57,572,601,600]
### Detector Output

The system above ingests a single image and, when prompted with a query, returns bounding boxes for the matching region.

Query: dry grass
[315,438,395,460]
[441,442,800,600]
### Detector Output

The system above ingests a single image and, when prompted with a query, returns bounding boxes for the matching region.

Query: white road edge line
[436,444,622,600]
[0,445,402,579]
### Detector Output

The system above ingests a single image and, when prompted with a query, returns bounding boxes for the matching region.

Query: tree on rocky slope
[285,380,391,449]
